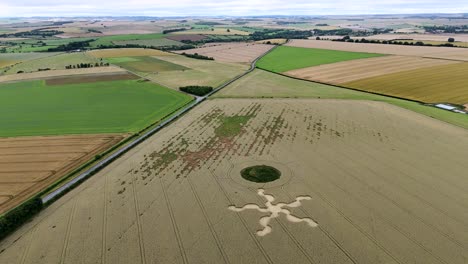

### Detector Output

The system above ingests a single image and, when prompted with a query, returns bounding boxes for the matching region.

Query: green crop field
[0,79,193,137]
[215,69,468,129]
[257,46,384,72]
[107,56,188,73]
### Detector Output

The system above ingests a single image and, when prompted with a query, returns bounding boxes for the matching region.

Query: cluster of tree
[180,36,248,45]
[95,43,195,51]
[332,36,457,47]
[251,29,313,40]
[50,21,73,26]
[315,23,329,26]
[87,29,103,34]
[179,86,213,96]
[65,62,110,69]
[181,52,214,60]
[423,25,468,33]
[47,39,94,52]
[276,21,306,25]
[162,28,189,34]
[194,21,225,26]
[0,29,64,38]
[0,197,43,240]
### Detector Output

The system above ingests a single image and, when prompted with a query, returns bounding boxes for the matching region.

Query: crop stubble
[0,99,467,264]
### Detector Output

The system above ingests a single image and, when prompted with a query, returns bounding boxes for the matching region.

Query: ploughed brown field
[174,42,274,63]
[45,72,139,85]
[287,39,468,61]
[0,134,126,214]
[1,99,467,264]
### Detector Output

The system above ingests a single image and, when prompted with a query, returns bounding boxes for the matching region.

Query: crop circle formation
[240,165,281,183]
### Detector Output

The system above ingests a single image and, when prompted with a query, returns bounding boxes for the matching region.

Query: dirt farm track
[0,134,125,214]
[0,99,467,264]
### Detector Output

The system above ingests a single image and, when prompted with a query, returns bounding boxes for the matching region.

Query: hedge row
[179,86,213,96]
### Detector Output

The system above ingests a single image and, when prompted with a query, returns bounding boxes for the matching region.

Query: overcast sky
[0,0,467,17]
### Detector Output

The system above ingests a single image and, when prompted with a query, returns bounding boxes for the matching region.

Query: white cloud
[0,0,467,16]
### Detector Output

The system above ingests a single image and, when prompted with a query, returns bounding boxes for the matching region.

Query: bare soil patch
[0,134,126,214]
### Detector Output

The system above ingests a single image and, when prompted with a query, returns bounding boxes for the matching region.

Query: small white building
[435,104,457,111]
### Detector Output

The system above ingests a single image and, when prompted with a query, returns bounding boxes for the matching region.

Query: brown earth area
[165,34,207,42]
[285,55,460,84]
[287,39,468,61]
[0,134,126,214]
[174,42,274,63]
[1,99,467,264]
[45,72,139,85]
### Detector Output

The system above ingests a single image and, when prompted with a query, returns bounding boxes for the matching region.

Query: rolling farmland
[0,134,126,214]
[0,99,467,264]
[344,63,468,105]
[0,79,192,136]
[256,46,384,72]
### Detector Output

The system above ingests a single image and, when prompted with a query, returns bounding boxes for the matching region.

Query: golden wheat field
[0,134,125,214]
[1,99,467,264]
[344,62,468,104]
[284,55,460,84]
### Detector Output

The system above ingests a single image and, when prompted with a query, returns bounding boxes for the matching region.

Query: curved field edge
[0,79,193,137]
[214,69,468,129]
[256,46,385,72]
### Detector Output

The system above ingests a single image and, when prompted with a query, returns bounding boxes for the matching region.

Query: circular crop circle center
[240,165,281,183]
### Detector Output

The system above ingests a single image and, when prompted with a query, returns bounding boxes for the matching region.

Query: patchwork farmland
[1,16,468,264]
[0,99,467,264]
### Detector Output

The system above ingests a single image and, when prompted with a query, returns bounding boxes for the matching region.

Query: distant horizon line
[1,12,468,19]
